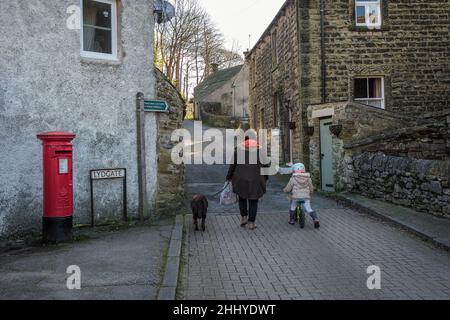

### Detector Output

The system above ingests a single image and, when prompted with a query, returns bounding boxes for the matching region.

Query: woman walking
[226,134,268,230]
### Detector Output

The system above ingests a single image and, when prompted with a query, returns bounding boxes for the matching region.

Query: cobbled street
[181,121,450,300]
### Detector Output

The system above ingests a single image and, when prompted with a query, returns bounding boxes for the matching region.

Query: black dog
[191,194,208,232]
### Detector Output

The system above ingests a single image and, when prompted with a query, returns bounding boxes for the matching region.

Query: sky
[198,0,286,54]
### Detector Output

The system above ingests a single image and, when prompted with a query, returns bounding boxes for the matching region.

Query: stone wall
[199,102,241,129]
[347,153,449,218]
[154,68,185,216]
[344,111,450,218]
[202,102,228,116]
[345,123,450,161]
[0,0,156,238]
[308,102,450,218]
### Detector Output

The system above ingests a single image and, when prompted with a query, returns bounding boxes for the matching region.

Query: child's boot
[310,211,320,229]
[289,210,295,225]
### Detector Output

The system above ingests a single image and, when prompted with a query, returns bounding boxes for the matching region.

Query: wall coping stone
[343,124,441,150]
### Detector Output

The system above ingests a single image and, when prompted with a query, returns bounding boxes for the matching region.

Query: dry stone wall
[155,68,186,216]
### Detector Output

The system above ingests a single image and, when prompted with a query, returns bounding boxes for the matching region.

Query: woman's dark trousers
[238,197,259,222]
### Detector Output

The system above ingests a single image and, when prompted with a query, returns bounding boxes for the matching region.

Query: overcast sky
[198,0,286,54]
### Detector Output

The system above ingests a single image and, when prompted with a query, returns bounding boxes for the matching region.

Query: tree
[155,0,243,98]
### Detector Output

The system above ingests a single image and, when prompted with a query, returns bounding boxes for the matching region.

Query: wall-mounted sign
[144,100,170,113]
[91,168,126,180]
[90,168,127,227]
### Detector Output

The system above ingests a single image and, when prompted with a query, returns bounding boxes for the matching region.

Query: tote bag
[219,182,238,206]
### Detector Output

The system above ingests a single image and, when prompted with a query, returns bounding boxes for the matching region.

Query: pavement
[0,219,174,300]
[179,121,450,300]
[330,192,450,251]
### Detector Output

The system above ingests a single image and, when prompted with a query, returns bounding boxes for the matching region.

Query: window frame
[353,76,385,109]
[271,30,278,68]
[355,0,382,29]
[80,0,118,61]
[273,92,282,128]
[251,57,256,87]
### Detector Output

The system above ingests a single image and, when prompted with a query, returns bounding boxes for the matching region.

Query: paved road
[0,222,172,300]
[181,121,450,300]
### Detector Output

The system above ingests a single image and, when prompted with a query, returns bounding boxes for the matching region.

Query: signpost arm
[136,93,147,222]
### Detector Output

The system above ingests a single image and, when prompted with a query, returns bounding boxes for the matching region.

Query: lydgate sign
[90,168,127,226]
[91,169,126,180]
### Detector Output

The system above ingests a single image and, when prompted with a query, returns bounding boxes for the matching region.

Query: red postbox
[37,132,76,243]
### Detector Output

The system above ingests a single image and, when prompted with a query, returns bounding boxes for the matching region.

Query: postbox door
[56,149,73,216]
[45,147,73,217]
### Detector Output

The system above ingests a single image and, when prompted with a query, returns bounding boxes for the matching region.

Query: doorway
[319,118,334,191]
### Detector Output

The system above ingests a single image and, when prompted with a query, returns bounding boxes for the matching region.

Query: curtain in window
[368,4,377,24]
[83,3,97,52]
[369,78,382,98]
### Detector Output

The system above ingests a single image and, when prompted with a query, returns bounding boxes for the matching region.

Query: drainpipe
[289,107,293,164]
[232,83,236,117]
[320,0,326,103]
[285,99,293,165]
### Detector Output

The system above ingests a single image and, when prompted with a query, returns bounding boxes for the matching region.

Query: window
[81,0,118,60]
[260,108,265,129]
[251,57,256,87]
[354,77,385,109]
[271,31,278,67]
[355,0,381,28]
[273,93,281,128]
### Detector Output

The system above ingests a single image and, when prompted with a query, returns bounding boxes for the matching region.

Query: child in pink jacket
[283,163,320,229]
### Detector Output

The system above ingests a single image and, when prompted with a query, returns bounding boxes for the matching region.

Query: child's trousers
[290,199,318,220]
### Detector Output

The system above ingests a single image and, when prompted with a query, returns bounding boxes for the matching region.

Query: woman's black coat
[226,143,268,200]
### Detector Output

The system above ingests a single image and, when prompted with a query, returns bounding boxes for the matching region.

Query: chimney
[210,63,219,73]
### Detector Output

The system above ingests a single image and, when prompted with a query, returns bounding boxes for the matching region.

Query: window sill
[349,25,389,32]
[80,56,123,66]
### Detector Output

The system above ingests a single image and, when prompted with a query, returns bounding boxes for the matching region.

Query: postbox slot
[55,150,72,154]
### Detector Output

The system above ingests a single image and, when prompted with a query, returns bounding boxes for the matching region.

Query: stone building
[194,64,249,127]
[0,1,184,238]
[247,0,301,165]
[247,0,449,217]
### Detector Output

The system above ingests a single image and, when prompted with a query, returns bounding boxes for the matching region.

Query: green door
[320,118,335,192]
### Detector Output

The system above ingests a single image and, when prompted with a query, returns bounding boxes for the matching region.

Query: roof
[194,65,243,101]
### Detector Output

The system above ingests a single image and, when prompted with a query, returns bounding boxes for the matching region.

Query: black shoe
[289,210,295,225]
[314,221,321,229]
[299,212,306,229]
